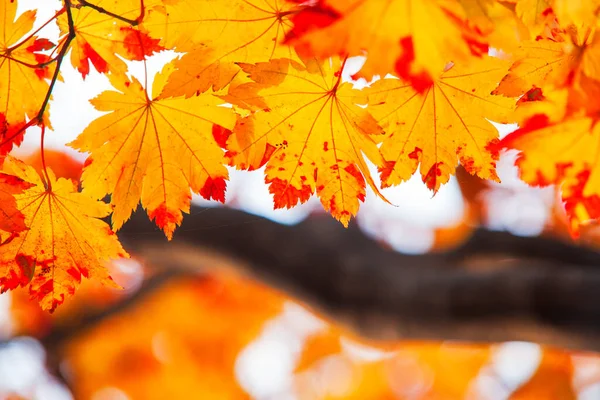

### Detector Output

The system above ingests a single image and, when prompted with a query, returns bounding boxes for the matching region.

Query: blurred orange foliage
[13,269,589,399]
[61,273,283,399]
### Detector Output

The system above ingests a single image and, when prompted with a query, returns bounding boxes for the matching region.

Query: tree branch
[77,0,143,26]
[113,204,600,350]
[0,3,75,151]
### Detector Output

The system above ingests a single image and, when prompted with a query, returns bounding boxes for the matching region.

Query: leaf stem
[136,29,150,101]
[0,0,147,154]
[0,27,72,152]
[40,124,52,190]
[35,2,76,125]
[35,0,77,190]
[331,55,348,93]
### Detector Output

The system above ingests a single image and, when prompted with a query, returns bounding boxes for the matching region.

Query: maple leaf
[0,0,54,157]
[0,157,127,312]
[223,57,386,227]
[493,29,600,97]
[459,0,524,52]
[553,0,600,28]
[284,0,486,91]
[365,56,515,192]
[0,173,33,236]
[496,61,600,230]
[513,0,600,31]
[144,0,304,98]
[58,0,163,78]
[514,0,553,31]
[69,62,237,239]
[498,111,600,234]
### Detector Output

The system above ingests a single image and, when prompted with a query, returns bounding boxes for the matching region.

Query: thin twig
[39,125,52,190]
[1,55,58,70]
[0,6,71,151]
[77,0,144,26]
[35,1,76,125]
[34,0,77,187]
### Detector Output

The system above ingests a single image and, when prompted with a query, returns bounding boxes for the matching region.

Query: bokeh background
[2,1,600,399]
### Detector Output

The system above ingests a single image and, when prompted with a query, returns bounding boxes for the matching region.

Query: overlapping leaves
[58,0,163,78]
[366,56,514,192]
[223,57,386,226]
[0,157,127,311]
[145,0,304,98]
[3,0,600,309]
[0,0,54,158]
[69,62,236,239]
[493,4,600,233]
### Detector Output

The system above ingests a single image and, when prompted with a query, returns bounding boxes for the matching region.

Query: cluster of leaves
[1,0,600,310]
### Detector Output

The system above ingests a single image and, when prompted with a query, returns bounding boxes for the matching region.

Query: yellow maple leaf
[69,62,237,239]
[144,0,303,98]
[499,107,600,233]
[514,0,553,31]
[494,28,600,97]
[223,57,386,227]
[494,39,571,97]
[0,157,127,311]
[285,0,484,91]
[0,173,33,235]
[554,0,600,28]
[514,0,600,31]
[460,0,525,52]
[58,0,163,78]
[0,0,54,156]
[365,56,515,192]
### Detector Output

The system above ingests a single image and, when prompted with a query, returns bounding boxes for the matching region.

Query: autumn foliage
[1,0,600,310]
[8,265,600,399]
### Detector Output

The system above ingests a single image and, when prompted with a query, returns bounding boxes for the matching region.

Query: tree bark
[113,205,600,351]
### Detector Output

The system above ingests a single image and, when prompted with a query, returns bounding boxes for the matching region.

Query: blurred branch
[112,205,600,350]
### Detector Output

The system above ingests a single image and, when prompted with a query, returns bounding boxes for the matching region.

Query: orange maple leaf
[513,0,553,32]
[58,0,163,78]
[498,114,600,234]
[494,28,600,97]
[513,0,600,31]
[460,0,524,52]
[496,63,600,233]
[0,173,33,235]
[144,0,304,98]
[284,0,486,91]
[0,0,54,157]
[223,57,386,226]
[365,56,515,192]
[553,0,600,27]
[69,62,237,239]
[0,157,127,312]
